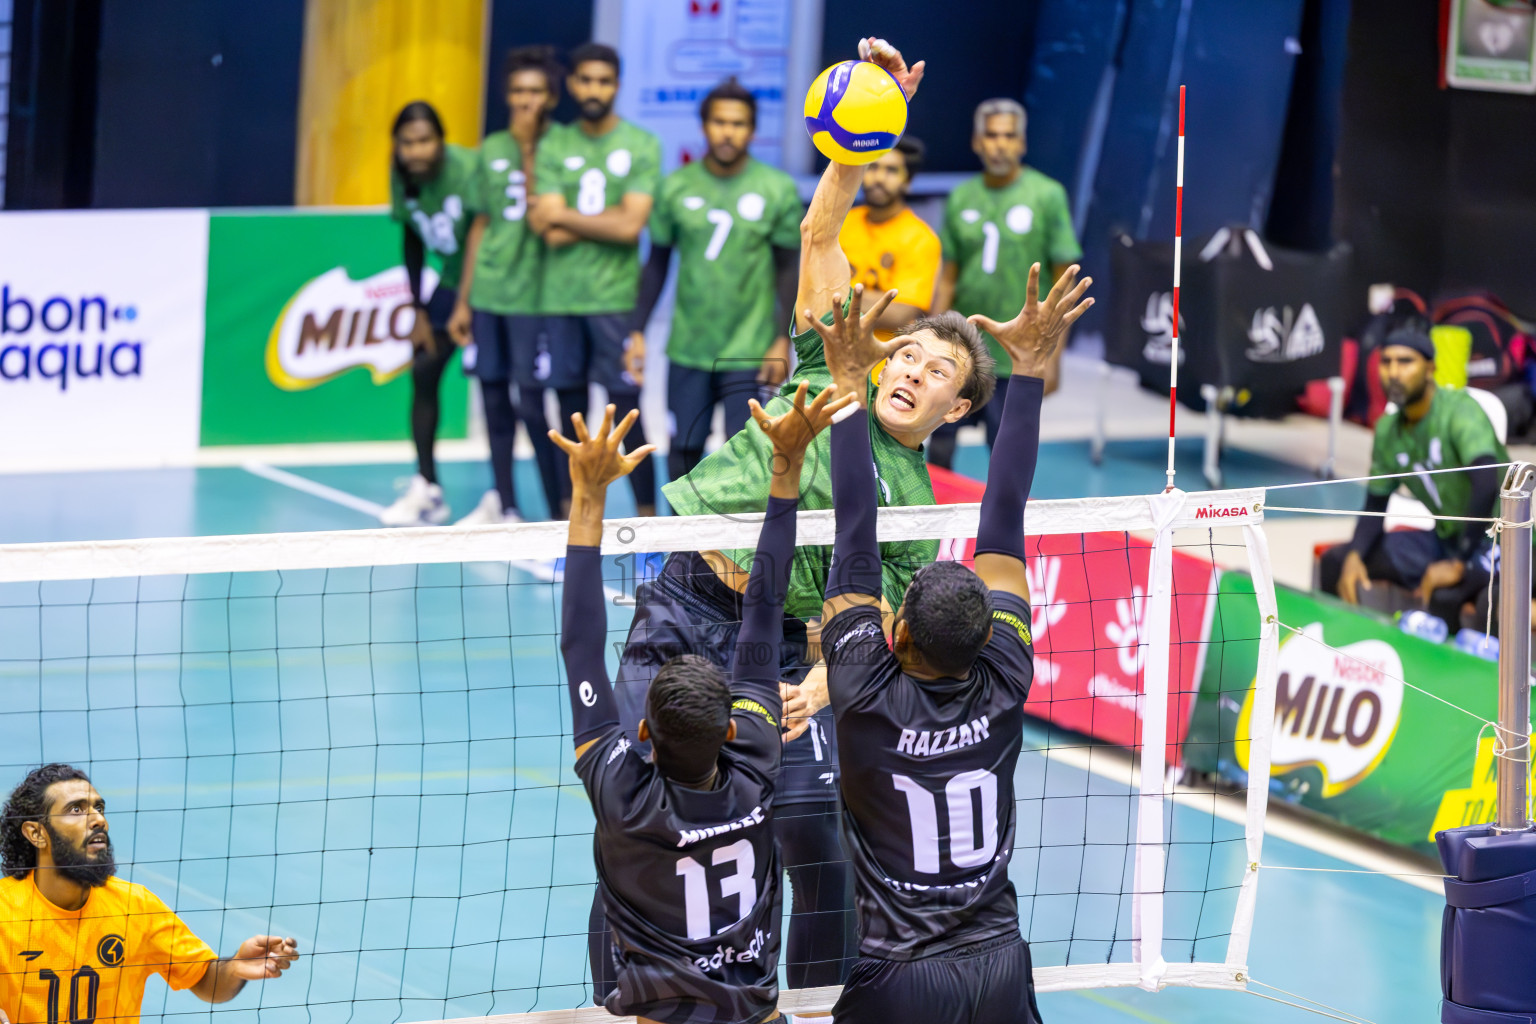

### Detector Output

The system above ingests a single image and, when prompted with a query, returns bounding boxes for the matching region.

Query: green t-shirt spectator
[467,130,544,315]
[940,167,1082,374]
[649,157,802,370]
[534,120,661,314]
[664,311,937,618]
[389,143,482,291]
[1368,387,1510,545]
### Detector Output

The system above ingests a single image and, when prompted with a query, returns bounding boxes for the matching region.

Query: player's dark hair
[569,42,621,77]
[2,764,92,879]
[892,135,925,178]
[647,655,732,781]
[392,101,446,199]
[700,76,756,127]
[892,311,997,411]
[504,44,564,95]
[900,561,993,678]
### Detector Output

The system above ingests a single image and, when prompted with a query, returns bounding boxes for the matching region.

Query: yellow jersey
[839,205,942,317]
[1,874,216,1024]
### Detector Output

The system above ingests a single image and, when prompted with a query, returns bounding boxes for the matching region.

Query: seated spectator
[1319,327,1508,632]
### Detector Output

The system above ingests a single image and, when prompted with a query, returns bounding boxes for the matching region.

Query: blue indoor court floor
[0,440,1434,1024]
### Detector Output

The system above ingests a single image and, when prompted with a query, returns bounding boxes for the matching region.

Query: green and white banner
[202,210,468,446]
[1184,570,1529,854]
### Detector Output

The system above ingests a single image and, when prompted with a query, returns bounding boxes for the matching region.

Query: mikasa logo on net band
[0,286,145,390]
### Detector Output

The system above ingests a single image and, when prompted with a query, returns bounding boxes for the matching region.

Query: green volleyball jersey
[1367,387,1509,545]
[534,119,662,314]
[649,157,802,370]
[664,313,938,618]
[940,167,1082,374]
[466,131,544,314]
[390,143,482,291]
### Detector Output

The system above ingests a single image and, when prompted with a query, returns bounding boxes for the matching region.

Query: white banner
[0,210,209,471]
[615,0,798,172]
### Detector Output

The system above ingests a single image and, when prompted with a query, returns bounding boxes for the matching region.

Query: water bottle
[1454,628,1499,662]
[1398,609,1449,644]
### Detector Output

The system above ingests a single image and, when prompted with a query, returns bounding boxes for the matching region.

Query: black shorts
[470,311,549,386]
[544,313,639,395]
[833,935,1042,1024]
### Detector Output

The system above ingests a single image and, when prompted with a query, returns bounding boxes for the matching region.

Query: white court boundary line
[242,460,387,517]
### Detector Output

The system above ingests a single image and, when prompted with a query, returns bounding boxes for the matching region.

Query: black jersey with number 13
[576,703,783,1023]
[823,592,1036,960]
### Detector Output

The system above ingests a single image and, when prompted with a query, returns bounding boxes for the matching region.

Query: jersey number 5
[676,838,756,940]
[38,966,100,1024]
[893,769,999,874]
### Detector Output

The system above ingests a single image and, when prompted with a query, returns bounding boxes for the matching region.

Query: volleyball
[802,59,908,165]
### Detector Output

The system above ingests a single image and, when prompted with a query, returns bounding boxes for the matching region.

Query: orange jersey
[1,874,216,1024]
[838,205,942,316]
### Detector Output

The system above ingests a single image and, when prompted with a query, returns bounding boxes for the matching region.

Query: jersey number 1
[676,838,756,940]
[893,769,999,874]
[38,966,99,1024]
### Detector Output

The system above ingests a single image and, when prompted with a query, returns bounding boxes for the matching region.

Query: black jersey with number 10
[823,592,1036,961]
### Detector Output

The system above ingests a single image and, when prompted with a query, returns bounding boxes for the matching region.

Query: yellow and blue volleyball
[803,60,908,165]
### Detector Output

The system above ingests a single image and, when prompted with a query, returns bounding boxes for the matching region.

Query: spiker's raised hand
[858,37,925,100]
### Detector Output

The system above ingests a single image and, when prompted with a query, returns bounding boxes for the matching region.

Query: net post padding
[0,488,1269,583]
[1224,521,1282,980]
[1130,489,1188,990]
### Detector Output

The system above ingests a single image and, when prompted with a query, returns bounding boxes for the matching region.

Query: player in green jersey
[929,97,1082,469]
[629,77,803,487]
[380,102,483,527]
[1320,326,1509,632]
[602,37,1008,997]
[530,43,662,516]
[448,46,565,524]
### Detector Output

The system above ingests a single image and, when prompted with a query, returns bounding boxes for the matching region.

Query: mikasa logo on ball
[265,266,438,391]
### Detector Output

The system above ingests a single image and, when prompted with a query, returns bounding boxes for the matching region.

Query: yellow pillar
[295,0,488,206]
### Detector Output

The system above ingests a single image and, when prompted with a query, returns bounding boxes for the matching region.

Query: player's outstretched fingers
[863,286,899,327]
[593,403,617,446]
[547,429,579,457]
[609,406,640,447]
[1024,262,1042,313]
[967,313,1005,338]
[570,410,591,444]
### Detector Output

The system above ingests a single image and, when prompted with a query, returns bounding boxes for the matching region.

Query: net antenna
[1166,84,1187,492]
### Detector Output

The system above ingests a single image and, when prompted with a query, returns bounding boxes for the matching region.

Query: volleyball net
[0,488,1281,1023]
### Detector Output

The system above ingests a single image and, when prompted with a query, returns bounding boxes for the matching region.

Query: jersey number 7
[893,770,999,874]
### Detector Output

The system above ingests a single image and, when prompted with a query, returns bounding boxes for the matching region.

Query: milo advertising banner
[1184,570,1527,854]
[200,210,467,445]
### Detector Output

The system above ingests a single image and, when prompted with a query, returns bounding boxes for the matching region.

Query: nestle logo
[1193,505,1246,520]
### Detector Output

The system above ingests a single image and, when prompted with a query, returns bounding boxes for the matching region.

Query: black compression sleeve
[773,246,799,335]
[1348,492,1391,558]
[733,496,799,701]
[1459,455,1501,557]
[627,243,673,334]
[974,375,1043,560]
[403,228,425,307]
[560,545,620,746]
[825,410,883,599]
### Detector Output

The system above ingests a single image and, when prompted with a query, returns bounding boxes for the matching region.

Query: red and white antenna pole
[1166,85,1185,492]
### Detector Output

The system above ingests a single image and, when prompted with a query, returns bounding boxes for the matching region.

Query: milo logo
[1237,622,1404,797]
[265,266,438,390]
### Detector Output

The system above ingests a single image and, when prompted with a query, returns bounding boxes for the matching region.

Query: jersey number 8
[893,769,999,874]
[576,168,607,216]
